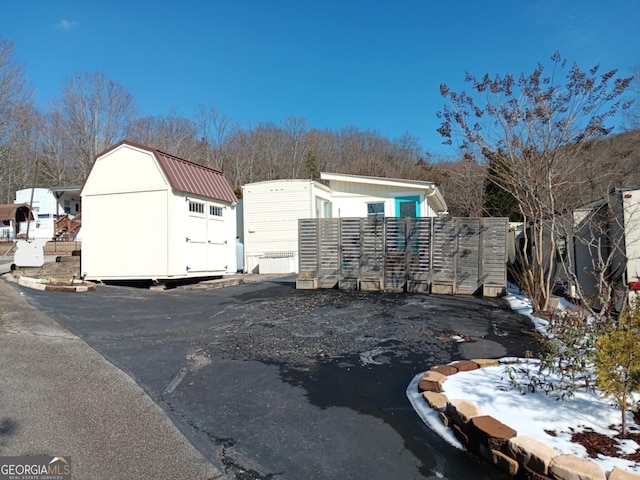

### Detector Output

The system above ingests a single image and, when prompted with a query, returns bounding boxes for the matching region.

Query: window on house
[63,200,71,214]
[209,205,223,217]
[315,198,332,218]
[189,201,204,214]
[367,202,385,217]
[324,201,332,218]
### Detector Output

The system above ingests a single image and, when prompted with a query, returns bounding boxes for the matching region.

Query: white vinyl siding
[82,190,169,278]
[328,180,433,218]
[242,180,331,273]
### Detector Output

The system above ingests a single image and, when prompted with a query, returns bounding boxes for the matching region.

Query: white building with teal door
[319,172,447,219]
[241,173,447,274]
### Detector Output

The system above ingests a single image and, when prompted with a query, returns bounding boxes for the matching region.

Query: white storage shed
[81,141,238,282]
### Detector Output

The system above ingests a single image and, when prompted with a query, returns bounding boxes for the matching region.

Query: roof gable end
[92,140,237,204]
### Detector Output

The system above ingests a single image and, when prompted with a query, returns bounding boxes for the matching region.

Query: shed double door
[185,213,226,273]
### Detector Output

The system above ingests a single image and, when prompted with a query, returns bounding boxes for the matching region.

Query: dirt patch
[571,427,620,458]
[568,426,640,466]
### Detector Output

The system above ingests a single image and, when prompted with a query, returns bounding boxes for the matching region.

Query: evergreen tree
[304,150,320,180]
[594,299,640,436]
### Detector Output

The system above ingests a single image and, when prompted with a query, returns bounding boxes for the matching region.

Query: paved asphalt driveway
[18,276,536,479]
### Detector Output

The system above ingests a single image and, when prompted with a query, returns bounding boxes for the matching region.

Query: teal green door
[395,196,420,217]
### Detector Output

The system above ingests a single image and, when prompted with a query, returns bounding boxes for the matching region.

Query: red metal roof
[153,150,237,204]
[93,141,237,204]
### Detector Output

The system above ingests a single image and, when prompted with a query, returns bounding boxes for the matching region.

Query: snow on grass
[407,291,640,475]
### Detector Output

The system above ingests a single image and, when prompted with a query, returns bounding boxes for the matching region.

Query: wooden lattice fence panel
[318,219,339,288]
[384,217,407,292]
[298,219,318,278]
[480,217,508,295]
[456,218,481,295]
[339,218,361,290]
[297,216,508,296]
[360,216,385,290]
[406,218,432,293]
[431,218,457,294]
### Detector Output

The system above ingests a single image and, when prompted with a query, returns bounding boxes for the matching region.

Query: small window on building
[315,197,332,218]
[75,203,80,213]
[367,202,385,217]
[63,200,71,214]
[189,201,204,214]
[210,205,223,217]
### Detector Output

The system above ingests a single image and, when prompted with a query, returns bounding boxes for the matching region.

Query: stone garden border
[415,359,640,480]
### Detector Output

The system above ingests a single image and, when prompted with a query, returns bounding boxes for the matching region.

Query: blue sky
[2,0,639,157]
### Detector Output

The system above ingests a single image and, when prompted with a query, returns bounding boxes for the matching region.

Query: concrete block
[506,435,558,475]
[446,399,483,428]
[422,391,448,410]
[471,358,500,368]
[470,415,517,451]
[548,454,605,480]
[492,449,519,476]
[418,370,447,393]
[430,364,458,376]
[608,468,640,480]
[449,360,480,372]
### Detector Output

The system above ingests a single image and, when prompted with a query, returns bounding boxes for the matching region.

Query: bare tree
[51,72,137,182]
[282,116,308,178]
[196,105,234,171]
[39,112,78,186]
[448,154,486,217]
[0,36,35,202]
[307,129,340,173]
[333,127,424,179]
[129,110,200,160]
[437,52,633,312]
[224,126,260,190]
[623,64,640,130]
[421,156,486,217]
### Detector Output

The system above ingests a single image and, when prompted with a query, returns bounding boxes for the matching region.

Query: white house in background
[14,186,81,240]
[241,173,447,274]
[81,140,238,282]
[320,172,448,218]
[0,204,34,241]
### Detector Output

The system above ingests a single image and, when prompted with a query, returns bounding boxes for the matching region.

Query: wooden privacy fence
[297,217,508,296]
